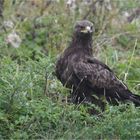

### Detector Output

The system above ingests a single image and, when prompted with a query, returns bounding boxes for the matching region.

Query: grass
[0,0,140,139]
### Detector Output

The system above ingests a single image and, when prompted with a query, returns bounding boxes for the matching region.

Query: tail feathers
[129,93,140,106]
[119,89,140,106]
[106,89,140,106]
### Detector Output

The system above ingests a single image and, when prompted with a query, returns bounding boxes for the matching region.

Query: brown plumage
[55,20,140,112]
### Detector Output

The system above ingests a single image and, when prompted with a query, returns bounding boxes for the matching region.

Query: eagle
[55,20,140,112]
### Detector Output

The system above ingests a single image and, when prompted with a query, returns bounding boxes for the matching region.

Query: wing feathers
[73,58,120,89]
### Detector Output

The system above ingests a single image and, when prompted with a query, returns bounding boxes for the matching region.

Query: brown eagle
[55,20,140,111]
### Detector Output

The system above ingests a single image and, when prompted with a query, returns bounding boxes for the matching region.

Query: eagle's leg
[88,95,106,115]
[70,90,106,115]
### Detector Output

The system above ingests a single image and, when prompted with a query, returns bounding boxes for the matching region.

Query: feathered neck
[70,32,93,55]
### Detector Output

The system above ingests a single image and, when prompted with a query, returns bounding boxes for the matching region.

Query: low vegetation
[0,0,140,139]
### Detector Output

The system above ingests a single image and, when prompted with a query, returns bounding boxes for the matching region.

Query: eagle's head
[74,20,94,36]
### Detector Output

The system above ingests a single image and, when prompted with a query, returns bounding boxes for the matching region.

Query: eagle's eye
[78,26,85,31]
[80,26,85,29]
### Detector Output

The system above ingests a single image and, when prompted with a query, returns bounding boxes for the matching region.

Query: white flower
[66,0,76,7]
[3,20,14,29]
[6,32,22,48]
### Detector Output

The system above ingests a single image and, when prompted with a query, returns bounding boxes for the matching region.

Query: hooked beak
[80,26,92,33]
